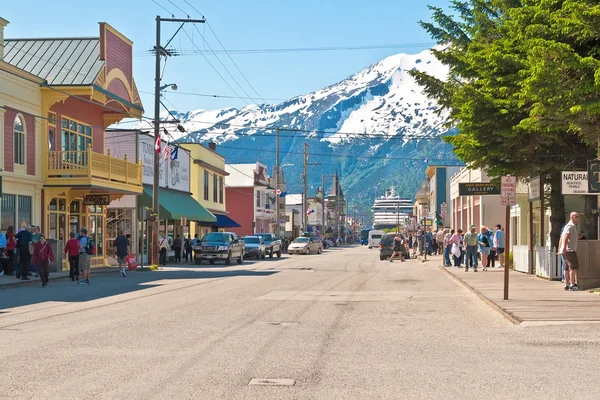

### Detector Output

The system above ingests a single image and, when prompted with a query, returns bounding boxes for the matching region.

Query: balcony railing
[47,146,142,187]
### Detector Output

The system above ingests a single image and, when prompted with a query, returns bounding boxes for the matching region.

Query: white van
[368,230,384,249]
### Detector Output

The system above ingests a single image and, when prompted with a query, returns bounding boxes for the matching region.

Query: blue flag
[170,146,179,160]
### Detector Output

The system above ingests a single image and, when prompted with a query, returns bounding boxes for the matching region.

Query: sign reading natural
[458,183,500,196]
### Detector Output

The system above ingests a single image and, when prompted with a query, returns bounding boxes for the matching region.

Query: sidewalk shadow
[0,268,278,312]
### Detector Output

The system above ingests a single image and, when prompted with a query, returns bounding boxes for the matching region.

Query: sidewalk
[439,260,600,324]
[0,266,122,290]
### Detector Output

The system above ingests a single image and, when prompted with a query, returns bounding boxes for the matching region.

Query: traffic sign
[501,176,517,198]
[501,197,516,207]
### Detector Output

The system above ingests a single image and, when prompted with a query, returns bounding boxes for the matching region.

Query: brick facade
[3,107,35,174]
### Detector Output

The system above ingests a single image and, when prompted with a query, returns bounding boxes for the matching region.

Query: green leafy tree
[410,0,597,247]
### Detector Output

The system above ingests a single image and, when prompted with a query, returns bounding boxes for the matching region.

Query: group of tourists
[0,225,97,287]
[441,224,506,272]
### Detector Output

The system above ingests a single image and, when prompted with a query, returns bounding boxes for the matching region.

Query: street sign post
[500,176,516,300]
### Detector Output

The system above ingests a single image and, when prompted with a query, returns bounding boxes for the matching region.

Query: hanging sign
[458,183,500,196]
[84,194,111,206]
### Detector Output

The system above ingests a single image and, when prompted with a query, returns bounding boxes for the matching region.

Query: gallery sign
[139,135,190,193]
[562,171,588,195]
[458,183,501,196]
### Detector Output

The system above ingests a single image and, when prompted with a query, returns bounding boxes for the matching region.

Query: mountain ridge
[136,49,459,217]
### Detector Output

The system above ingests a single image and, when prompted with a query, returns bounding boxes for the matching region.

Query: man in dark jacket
[15,226,33,280]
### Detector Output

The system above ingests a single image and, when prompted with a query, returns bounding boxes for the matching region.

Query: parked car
[243,236,266,259]
[379,233,409,261]
[194,232,244,265]
[254,233,282,258]
[288,237,323,255]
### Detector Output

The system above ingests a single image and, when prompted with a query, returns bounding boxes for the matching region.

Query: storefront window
[18,195,32,227]
[89,206,104,256]
[48,197,67,240]
[1,194,16,231]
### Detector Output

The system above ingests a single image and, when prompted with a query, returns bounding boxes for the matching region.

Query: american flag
[163,144,171,160]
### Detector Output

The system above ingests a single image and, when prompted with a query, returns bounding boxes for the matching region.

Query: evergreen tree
[410,0,598,246]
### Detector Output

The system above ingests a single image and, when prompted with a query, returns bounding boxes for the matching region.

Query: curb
[437,265,522,325]
[0,268,120,290]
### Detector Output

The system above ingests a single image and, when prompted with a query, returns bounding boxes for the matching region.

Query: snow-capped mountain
[140,48,450,144]
[136,49,459,212]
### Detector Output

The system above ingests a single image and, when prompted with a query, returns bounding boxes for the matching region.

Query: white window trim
[13,113,26,168]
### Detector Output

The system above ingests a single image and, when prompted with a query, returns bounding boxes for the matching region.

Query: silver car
[242,236,266,259]
[288,237,323,255]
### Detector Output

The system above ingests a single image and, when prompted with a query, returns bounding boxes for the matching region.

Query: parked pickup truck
[254,233,282,258]
[194,232,245,265]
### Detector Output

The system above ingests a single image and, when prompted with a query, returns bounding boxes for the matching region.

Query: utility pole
[275,128,280,238]
[321,173,325,231]
[303,143,308,233]
[152,15,204,266]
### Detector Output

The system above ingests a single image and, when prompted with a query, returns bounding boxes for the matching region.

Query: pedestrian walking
[114,231,130,277]
[450,229,462,267]
[5,226,17,276]
[30,226,42,278]
[478,226,491,271]
[493,224,505,268]
[464,225,479,272]
[436,229,444,255]
[0,230,6,277]
[184,235,192,262]
[15,225,33,280]
[32,234,54,287]
[191,234,200,262]
[173,235,182,263]
[558,212,581,291]
[159,233,170,265]
[389,236,405,262]
[65,232,80,281]
[443,229,452,267]
[78,227,92,285]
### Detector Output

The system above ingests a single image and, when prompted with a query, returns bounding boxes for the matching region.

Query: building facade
[105,130,216,262]
[225,162,274,237]
[449,168,506,231]
[2,19,146,267]
[0,17,44,236]
[181,142,239,239]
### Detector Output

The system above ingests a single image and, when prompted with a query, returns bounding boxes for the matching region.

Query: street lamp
[159,83,178,91]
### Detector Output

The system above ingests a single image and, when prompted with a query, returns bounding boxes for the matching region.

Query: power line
[151,0,174,16]
[190,23,260,104]
[133,42,437,57]
[139,89,285,102]
[179,25,250,105]
[205,21,267,103]
[176,0,267,103]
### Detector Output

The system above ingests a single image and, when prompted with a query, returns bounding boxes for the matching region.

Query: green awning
[140,188,216,223]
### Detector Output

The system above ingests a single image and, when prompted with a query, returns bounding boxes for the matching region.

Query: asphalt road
[1,246,599,399]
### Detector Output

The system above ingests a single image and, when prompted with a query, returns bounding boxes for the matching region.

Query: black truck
[194,232,245,265]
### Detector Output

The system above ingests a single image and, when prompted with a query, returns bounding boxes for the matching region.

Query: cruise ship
[371,188,413,230]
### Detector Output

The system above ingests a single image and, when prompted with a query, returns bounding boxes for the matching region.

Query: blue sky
[2,0,450,114]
